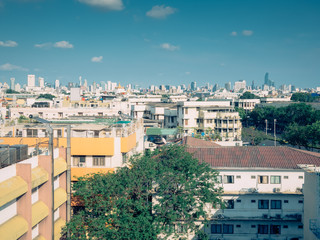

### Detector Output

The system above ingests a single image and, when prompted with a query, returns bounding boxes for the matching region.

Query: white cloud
[91,56,103,62]
[185,72,191,75]
[230,31,237,36]
[34,42,52,48]
[146,5,176,19]
[0,63,28,71]
[78,0,123,11]
[54,41,74,49]
[160,43,179,51]
[242,30,253,36]
[0,40,18,47]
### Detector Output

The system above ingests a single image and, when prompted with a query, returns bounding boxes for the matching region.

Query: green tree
[64,145,222,240]
[239,91,260,99]
[37,93,56,100]
[6,89,20,94]
[282,123,309,149]
[242,127,267,145]
[291,92,319,102]
[235,107,247,120]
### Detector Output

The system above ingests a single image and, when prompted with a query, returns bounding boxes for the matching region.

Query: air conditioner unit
[273,188,281,193]
[78,163,86,167]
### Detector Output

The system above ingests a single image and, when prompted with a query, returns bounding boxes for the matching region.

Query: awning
[0,176,27,207]
[32,201,49,227]
[33,235,46,240]
[32,166,49,189]
[54,158,67,177]
[146,128,177,136]
[0,215,28,240]
[54,187,67,210]
[54,218,66,240]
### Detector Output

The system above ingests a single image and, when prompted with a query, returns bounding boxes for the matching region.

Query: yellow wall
[121,133,136,153]
[71,167,114,181]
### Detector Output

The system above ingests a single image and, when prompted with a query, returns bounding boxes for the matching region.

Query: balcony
[310,219,320,238]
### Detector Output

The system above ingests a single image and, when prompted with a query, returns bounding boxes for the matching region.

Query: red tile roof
[182,136,221,148]
[186,146,320,169]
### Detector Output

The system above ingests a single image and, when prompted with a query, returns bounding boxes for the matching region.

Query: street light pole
[265,119,268,136]
[274,119,277,146]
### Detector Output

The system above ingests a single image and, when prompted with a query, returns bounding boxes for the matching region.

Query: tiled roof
[186,146,320,169]
[182,136,221,147]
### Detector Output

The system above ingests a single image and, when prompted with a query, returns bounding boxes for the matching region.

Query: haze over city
[0,0,319,88]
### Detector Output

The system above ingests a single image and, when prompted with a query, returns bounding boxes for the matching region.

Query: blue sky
[0,0,319,88]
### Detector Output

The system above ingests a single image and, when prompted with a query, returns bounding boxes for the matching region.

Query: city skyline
[0,0,320,88]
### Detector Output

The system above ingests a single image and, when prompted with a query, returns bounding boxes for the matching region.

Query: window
[73,156,86,166]
[251,225,256,228]
[251,200,256,203]
[236,225,241,228]
[271,200,281,209]
[57,129,62,138]
[184,108,188,114]
[284,200,289,203]
[223,224,234,234]
[225,199,234,209]
[236,199,241,203]
[298,176,303,179]
[270,176,281,184]
[185,119,188,126]
[283,225,288,228]
[270,225,281,234]
[251,175,256,179]
[223,175,234,184]
[93,156,105,166]
[258,200,269,209]
[284,176,289,179]
[298,200,303,204]
[258,175,269,184]
[236,175,241,179]
[211,224,222,234]
[298,225,303,229]
[258,225,268,234]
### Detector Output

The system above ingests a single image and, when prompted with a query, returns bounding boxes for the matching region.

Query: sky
[0,0,319,89]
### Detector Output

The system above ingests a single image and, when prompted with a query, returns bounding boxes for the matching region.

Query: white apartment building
[177,101,241,141]
[301,164,320,240]
[182,144,320,240]
[234,99,261,112]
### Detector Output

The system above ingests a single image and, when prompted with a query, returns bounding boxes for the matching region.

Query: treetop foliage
[239,91,260,99]
[64,145,222,240]
[36,93,55,100]
[291,92,319,102]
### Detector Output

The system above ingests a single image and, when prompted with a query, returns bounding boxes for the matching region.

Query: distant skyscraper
[191,81,197,91]
[79,76,82,86]
[213,83,220,92]
[251,80,255,90]
[264,72,275,87]
[10,77,15,90]
[55,79,60,89]
[39,77,44,88]
[225,82,231,91]
[84,79,88,88]
[234,80,246,92]
[27,74,35,87]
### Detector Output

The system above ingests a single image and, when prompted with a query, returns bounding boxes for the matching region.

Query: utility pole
[274,119,277,146]
[66,125,71,234]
